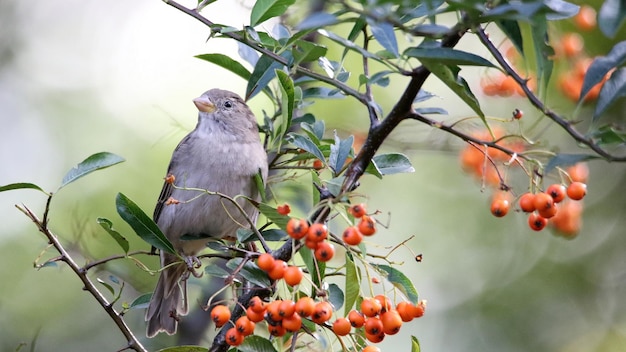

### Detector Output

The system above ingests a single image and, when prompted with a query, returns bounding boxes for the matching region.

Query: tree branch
[475,26,626,162]
[17,200,147,352]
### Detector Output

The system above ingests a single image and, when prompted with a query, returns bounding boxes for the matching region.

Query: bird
[146,88,268,337]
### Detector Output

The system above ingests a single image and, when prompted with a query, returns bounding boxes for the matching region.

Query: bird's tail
[146,252,189,337]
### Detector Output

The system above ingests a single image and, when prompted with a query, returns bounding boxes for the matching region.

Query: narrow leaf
[115,193,176,254]
[374,264,419,304]
[227,258,271,288]
[328,283,344,311]
[530,17,554,94]
[373,153,415,175]
[250,0,295,27]
[60,152,124,189]
[411,336,422,352]
[594,68,626,119]
[405,47,496,67]
[156,347,209,352]
[598,0,626,38]
[129,293,152,309]
[581,41,626,101]
[589,125,626,145]
[274,70,295,150]
[97,218,130,253]
[0,182,46,194]
[97,278,115,296]
[204,265,229,278]
[237,335,278,352]
[287,133,325,163]
[420,61,485,122]
[344,252,359,313]
[497,20,524,56]
[329,132,353,175]
[195,53,251,81]
[295,12,338,30]
[257,203,290,230]
[368,19,399,57]
[246,54,284,100]
[544,154,598,175]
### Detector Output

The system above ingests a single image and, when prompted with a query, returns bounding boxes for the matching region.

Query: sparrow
[146,88,268,337]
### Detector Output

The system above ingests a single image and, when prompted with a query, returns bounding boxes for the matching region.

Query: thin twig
[17,200,147,352]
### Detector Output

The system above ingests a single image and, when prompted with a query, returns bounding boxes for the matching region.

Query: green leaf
[497,20,523,56]
[589,125,626,145]
[115,193,176,255]
[317,29,381,60]
[328,283,344,311]
[129,293,152,309]
[599,0,626,38]
[595,68,626,118]
[273,70,295,150]
[237,335,278,352]
[195,53,251,81]
[581,41,626,104]
[365,159,383,179]
[97,277,115,296]
[257,203,290,230]
[374,264,419,304]
[292,40,328,64]
[259,228,289,241]
[420,61,485,122]
[156,347,209,352]
[246,54,284,100]
[295,12,338,30]
[368,19,399,58]
[250,0,295,27]
[204,265,229,278]
[227,258,271,287]
[344,252,359,313]
[415,107,448,115]
[0,182,46,194]
[411,336,422,352]
[97,218,130,254]
[405,47,496,67]
[286,133,325,163]
[254,171,266,203]
[329,132,353,175]
[60,152,125,189]
[530,17,554,94]
[544,154,598,175]
[373,153,415,175]
[301,120,325,143]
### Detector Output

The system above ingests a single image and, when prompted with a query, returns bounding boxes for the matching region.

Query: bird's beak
[193,96,216,113]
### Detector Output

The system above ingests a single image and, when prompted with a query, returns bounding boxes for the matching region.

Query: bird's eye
[223,100,233,109]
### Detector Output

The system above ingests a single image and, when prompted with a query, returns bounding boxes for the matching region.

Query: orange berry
[490,197,510,217]
[235,316,255,336]
[249,296,266,313]
[361,297,382,318]
[246,306,265,322]
[372,277,381,284]
[348,309,365,328]
[499,75,517,96]
[268,324,286,337]
[365,331,385,343]
[278,299,296,319]
[519,193,536,212]
[374,294,392,313]
[533,193,555,213]
[277,203,291,215]
[381,309,403,335]
[286,218,309,240]
[332,317,352,336]
[295,297,316,317]
[348,203,367,218]
[528,213,548,231]
[396,302,414,322]
[412,301,426,318]
[574,5,597,31]
[567,182,587,200]
[364,316,383,335]
[281,312,302,332]
[562,33,584,58]
[266,300,283,322]
[551,199,583,236]
[311,301,333,324]
[304,238,320,249]
[307,223,328,242]
[363,346,382,352]
[313,159,324,170]
[268,259,287,280]
[210,305,231,328]
[257,253,275,272]
[225,327,244,346]
[538,203,558,219]
[546,184,567,203]
[314,241,335,262]
[358,215,376,236]
[342,226,363,246]
[567,163,589,183]
[283,266,304,286]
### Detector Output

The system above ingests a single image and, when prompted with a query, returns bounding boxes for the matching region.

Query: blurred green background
[1,1,625,351]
